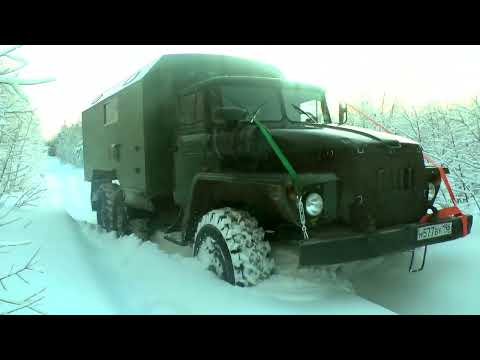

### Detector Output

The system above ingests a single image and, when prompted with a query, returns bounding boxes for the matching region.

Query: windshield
[210,84,330,123]
[217,85,283,121]
[283,88,329,123]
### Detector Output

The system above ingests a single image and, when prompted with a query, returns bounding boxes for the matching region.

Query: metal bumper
[298,214,473,266]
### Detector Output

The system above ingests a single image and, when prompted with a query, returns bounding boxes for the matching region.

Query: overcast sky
[10,45,480,139]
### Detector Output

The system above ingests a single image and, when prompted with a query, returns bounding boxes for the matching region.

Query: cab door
[174,91,212,207]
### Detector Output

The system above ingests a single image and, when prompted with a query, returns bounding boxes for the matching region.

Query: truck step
[163,231,189,246]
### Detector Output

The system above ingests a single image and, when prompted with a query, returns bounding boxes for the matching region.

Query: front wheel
[193,208,274,287]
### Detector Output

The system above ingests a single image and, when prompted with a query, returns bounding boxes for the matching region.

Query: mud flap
[409,245,428,272]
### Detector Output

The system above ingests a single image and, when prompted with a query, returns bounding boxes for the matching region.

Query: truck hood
[269,124,420,154]
[263,124,426,229]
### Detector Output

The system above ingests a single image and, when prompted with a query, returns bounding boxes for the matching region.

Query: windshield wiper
[249,101,268,123]
[291,104,318,124]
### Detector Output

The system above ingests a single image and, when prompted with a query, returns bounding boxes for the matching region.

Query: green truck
[82,53,473,286]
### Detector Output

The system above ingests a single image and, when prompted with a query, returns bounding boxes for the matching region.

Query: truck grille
[377,167,414,192]
[343,157,425,230]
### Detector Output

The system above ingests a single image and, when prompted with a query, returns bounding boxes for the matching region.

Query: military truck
[82,53,473,286]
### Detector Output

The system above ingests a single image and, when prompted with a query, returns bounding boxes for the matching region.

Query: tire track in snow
[41,165,136,314]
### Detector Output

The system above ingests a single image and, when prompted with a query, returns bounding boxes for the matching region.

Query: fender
[181,172,293,244]
[181,171,339,244]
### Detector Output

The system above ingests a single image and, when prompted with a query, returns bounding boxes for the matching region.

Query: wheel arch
[181,172,297,244]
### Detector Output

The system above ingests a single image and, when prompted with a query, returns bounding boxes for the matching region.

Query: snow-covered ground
[1,157,479,314]
[350,236,480,315]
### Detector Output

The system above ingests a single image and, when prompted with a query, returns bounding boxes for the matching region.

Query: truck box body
[82,54,283,199]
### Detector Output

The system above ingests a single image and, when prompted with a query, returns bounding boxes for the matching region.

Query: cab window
[283,88,327,123]
[104,98,119,126]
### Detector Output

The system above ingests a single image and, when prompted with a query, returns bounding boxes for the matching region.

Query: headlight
[305,193,324,217]
[427,183,436,201]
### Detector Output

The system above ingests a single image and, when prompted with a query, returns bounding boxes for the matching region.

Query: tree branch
[0,75,55,86]
[0,45,22,57]
[0,247,41,288]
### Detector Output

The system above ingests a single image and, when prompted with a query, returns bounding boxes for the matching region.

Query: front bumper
[298,214,473,266]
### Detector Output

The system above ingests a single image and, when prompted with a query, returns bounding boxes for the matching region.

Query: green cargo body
[82,54,283,200]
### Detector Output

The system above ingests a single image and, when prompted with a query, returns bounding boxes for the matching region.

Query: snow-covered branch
[0,75,55,86]
[0,240,31,249]
[0,287,46,315]
[0,247,42,290]
[0,45,22,57]
[51,121,84,167]
[0,45,48,314]
[0,52,29,75]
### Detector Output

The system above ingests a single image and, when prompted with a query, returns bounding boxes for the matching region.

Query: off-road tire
[97,183,114,232]
[96,183,130,237]
[193,207,274,287]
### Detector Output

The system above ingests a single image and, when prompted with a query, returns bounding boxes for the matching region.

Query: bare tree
[0,45,54,314]
[0,245,46,315]
[0,46,53,225]
[53,120,84,167]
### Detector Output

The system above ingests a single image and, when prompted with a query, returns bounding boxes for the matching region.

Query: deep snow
[0,158,394,314]
[350,237,480,314]
[1,157,478,315]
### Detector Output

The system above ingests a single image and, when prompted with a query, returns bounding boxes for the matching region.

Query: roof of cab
[180,76,325,96]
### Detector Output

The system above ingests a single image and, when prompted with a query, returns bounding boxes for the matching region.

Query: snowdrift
[3,157,478,314]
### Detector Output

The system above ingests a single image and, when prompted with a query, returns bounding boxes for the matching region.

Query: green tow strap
[252,118,309,239]
[251,118,299,192]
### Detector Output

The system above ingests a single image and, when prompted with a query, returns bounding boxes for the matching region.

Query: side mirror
[339,103,348,125]
[214,106,248,129]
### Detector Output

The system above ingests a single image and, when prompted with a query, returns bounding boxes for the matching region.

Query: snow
[1,158,393,314]
[350,236,480,315]
[2,157,479,314]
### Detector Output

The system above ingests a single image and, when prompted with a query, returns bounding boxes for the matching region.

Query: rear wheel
[193,207,274,287]
[96,183,114,232]
[96,183,130,237]
[113,189,130,237]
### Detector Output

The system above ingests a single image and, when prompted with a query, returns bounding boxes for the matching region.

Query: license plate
[417,222,452,241]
